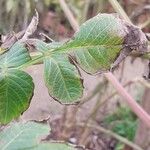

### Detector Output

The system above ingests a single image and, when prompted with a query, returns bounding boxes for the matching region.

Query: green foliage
[105,107,137,140]
[0,122,76,150]
[56,14,125,74]
[44,54,83,104]
[0,70,34,124]
[0,42,34,124]
[104,107,137,149]
[34,14,128,104]
[0,13,147,124]
[0,42,31,67]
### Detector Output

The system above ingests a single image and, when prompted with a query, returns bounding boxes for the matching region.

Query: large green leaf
[0,42,34,124]
[0,122,49,150]
[55,14,128,74]
[0,69,34,124]
[61,14,124,49]
[0,121,76,150]
[44,54,83,104]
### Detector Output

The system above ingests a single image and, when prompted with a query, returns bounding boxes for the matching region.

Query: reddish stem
[105,72,150,128]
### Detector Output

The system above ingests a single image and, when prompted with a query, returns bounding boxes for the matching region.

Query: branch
[59,0,79,31]
[59,0,150,128]
[20,10,39,42]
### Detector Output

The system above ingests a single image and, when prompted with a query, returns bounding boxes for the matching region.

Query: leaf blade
[0,122,76,150]
[44,54,83,104]
[0,69,34,124]
[0,122,49,150]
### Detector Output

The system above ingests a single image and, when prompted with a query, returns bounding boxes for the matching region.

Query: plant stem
[17,54,43,69]
[59,0,79,31]
[77,122,143,150]
[108,0,132,24]
[82,0,91,23]
[105,73,150,128]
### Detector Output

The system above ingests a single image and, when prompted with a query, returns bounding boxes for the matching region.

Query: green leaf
[74,46,121,73]
[0,42,34,124]
[0,122,49,150]
[55,14,128,74]
[0,69,34,124]
[44,54,83,104]
[0,121,77,150]
[0,42,31,68]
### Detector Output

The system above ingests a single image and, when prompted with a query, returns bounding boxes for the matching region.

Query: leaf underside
[0,122,76,150]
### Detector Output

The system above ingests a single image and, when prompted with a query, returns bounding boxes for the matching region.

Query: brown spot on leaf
[111,17,148,70]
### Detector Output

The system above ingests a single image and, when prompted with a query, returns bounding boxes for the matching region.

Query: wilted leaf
[44,54,83,104]
[0,31,25,52]
[55,14,148,74]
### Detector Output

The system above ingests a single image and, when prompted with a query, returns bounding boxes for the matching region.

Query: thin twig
[108,0,132,24]
[138,19,150,29]
[59,0,79,31]
[20,10,39,42]
[82,0,91,23]
[39,33,54,42]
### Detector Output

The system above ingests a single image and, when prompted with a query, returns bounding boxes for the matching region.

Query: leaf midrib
[55,44,122,52]
[49,57,72,101]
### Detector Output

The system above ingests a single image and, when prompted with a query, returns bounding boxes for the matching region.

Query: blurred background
[0,0,150,150]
